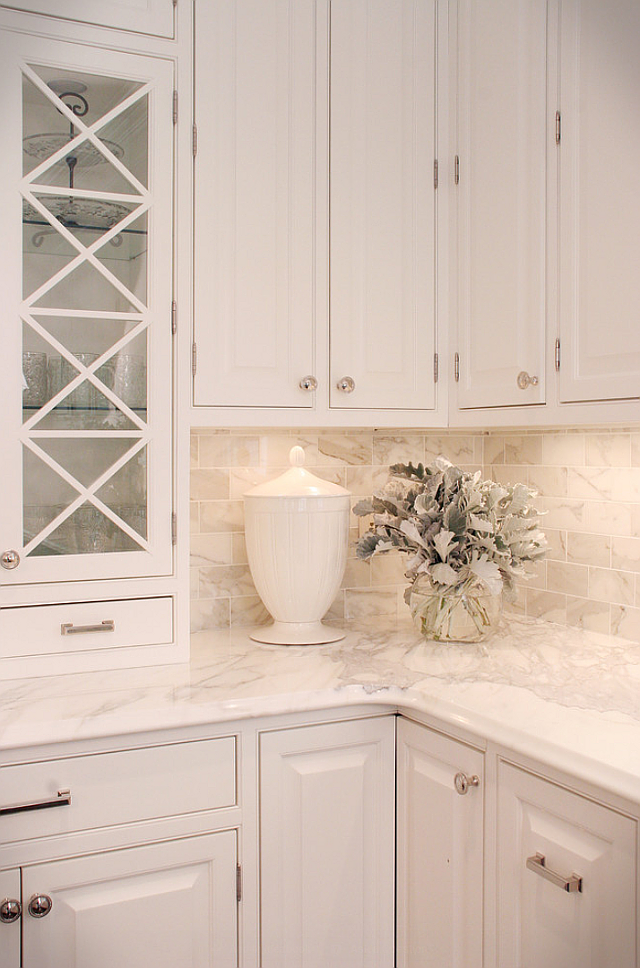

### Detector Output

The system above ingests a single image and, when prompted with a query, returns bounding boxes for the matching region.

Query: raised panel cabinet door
[455,0,547,409]
[0,31,174,586]
[193,0,321,408]
[0,0,174,37]
[558,0,640,402]
[497,760,637,968]
[259,717,395,968]
[330,0,437,411]
[21,831,238,968]
[396,717,484,968]
[0,868,21,968]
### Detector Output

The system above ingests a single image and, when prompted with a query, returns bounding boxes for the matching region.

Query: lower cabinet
[1,832,238,968]
[496,759,637,968]
[259,716,395,968]
[396,717,484,968]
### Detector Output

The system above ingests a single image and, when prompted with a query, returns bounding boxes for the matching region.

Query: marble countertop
[1,614,640,804]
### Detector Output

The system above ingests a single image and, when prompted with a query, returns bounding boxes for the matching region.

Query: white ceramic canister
[243,446,351,644]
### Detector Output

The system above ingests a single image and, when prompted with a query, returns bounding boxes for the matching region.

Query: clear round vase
[407,576,501,643]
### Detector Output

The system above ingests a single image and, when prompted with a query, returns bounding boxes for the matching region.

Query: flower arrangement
[354,457,547,640]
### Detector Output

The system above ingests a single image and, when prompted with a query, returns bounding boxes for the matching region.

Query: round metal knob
[1,550,20,570]
[336,376,356,393]
[516,371,539,390]
[299,376,318,391]
[0,899,21,924]
[454,772,480,796]
[28,894,52,918]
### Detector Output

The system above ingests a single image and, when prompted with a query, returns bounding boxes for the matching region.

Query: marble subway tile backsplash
[190,427,640,641]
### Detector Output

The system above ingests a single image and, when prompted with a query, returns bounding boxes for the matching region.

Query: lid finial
[289,445,305,467]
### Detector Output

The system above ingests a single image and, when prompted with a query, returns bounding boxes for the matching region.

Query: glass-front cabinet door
[0,32,174,585]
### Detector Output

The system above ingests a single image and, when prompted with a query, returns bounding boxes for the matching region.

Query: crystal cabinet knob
[336,376,355,393]
[516,371,539,390]
[28,895,52,918]
[299,376,318,391]
[0,899,21,924]
[454,772,480,796]
[1,550,20,570]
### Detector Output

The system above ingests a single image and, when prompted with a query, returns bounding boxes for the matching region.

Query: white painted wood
[259,716,395,968]
[0,0,173,37]
[0,868,21,968]
[455,0,547,409]
[497,759,637,968]
[329,0,437,412]
[396,717,484,968]
[0,735,236,844]
[0,31,174,587]
[193,0,319,409]
[558,0,640,403]
[21,830,238,968]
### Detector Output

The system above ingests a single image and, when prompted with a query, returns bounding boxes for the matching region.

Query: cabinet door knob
[299,376,318,391]
[0,899,21,924]
[516,370,539,390]
[1,550,20,570]
[454,771,480,795]
[336,376,356,393]
[28,895,53,919]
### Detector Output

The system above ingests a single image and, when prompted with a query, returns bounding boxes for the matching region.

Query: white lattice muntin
[0,31,174,585]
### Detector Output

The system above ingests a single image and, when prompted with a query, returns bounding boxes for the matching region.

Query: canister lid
[244,446,351,498]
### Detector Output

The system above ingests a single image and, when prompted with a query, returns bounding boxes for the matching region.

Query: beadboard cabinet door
[259,717,395,968]
[497,760,637,968]
[396,717,484,968]
[557,0,640,403]
[192,0,322,409]
[329,0,437,412]
[20,831,238,968]
[453,0,547,409]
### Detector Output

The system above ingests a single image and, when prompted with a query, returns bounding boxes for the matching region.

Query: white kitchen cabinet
[0,0,174,37]
[496,758,637,968]
[329,0,437,412]
[396,717,484,968]
[453,0,548,410]
[557,0,640,404]
[259,716,395,968]
[0,19,183,675]
[192,0,440,420]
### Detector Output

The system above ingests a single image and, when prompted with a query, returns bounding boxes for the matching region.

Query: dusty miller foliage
[354,457,547,601]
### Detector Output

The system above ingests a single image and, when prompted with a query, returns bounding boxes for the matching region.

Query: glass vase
[407,576,501,643]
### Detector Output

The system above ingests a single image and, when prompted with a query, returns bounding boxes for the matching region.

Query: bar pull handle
[61,620,115,636]
[0,789,72,817]
[526,852,582,893]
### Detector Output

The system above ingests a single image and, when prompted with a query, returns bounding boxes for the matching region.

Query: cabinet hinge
[171,300,177,335]
[171,512,177,546]
[554,337,561,371]
[433,352,439,383]
[555,110,561,145]
[172,90,178,125]
[236,865,242,902]
[191,342,197,376]
[192,122,198,158]
[433,158,438,189]
[454,352,460,382]
[454,154,460,185]
[173,0,177,7]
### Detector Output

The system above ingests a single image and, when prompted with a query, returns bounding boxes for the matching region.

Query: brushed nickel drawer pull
[61,619,115,636]
[526,852,582,893]
[0,789,72,817]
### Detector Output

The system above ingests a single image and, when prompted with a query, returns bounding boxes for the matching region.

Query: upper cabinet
[192,0,441,422]
[453,0,548,410]
[557,0,640,404]
[0,0,174,37]
[329,0,437,412]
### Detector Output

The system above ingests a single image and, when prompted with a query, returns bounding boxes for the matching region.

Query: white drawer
[0,597,173,660]
[0,736,237,844]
